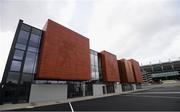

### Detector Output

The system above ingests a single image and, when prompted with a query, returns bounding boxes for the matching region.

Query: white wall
[132,84,137,91]
[93,84,105,96]
[115,84,122,93]
[29,84,67,103]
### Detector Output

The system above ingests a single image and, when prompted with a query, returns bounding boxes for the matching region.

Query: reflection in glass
[32,28,42,36]
[91,68,96,80]
[29,34,40,48]
[21,73,33,84]
[90,54,94,66]
[23,52,36,73]
[6,72,20,84]
[15,43,26,50]
[17,30,29,45]
[21,24,31,32]
[27,46,38,53]
[13,49,24,60]
[90,50,100,80]
[10,60,21,72]
[95,55,98,66]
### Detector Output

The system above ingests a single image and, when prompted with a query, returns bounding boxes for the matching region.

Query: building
[36,20,91,81]
[141,60,180,83]
[129,59,143,83]
[118,59,143,91]
[0,19,143,104]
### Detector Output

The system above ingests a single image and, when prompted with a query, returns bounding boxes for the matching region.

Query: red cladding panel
[100,51,120,82]
[118,59,135,83]
[36,19,91,80]
[129,59,143,83]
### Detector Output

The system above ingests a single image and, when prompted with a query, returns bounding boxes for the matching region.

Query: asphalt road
[14,85,180,111]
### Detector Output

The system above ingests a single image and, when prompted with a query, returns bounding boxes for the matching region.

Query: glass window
[21,73,33,84]
[95,55,98,66]
[32,28,42,36]
[21,24,31,32]
[95,66,98,72]
[92,72,96,80]
[92,66,95,72]
[29,34,40,48]
[90,54,94,66]
[91,65,100,80]
[94,52,98,56]
[91,65,93,72]
[17,30,29,45]
[91,66,96,80]
[10,60,21,72]
[95,71,99,79]
[6,72,20,84]
[99,67,102,74]
[13,49,24,60]
[90,50,94,54]
[27,46,38,53]
[98,57,102,67]
[23,52,37,73]
[15,43,26,50]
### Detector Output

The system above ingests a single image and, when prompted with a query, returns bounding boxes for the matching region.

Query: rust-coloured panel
[36,19,91,80]
[129,59,143,83]
[118,59,135,83]
[100,51,120,82]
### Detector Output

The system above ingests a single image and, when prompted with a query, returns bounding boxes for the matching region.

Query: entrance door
[106,83,115,93]
[85,82,93,96]
[67,82,83,98]
[102,86,106,94]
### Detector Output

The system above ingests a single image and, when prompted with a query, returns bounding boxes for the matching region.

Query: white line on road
[131,92,180,94]
[69,102,74,112]
[124,94,180,99]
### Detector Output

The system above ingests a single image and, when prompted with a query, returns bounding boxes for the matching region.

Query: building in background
[141,60,180,84]
[129,59,143,82]
[0,19,143,104]
[117,59,143,91]
[100,51,120,82]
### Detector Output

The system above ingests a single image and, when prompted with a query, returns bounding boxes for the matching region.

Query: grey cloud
[0,0,180,66]
[86,0,180,65]
[0,0,76,32]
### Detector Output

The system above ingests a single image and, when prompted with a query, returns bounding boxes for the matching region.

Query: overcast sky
[0,0,180,81]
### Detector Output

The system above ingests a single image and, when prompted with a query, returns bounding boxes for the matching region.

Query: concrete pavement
[1,82,180,111]
[0,88,151,110]
[14,85,180,111]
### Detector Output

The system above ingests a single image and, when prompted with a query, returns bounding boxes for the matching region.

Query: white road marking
[131,92,180,94]
[69,102,74,112]
[25,106,34,108]
[124,94,180,99]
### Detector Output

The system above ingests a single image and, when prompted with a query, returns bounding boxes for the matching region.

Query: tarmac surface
[14,85,180,111]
